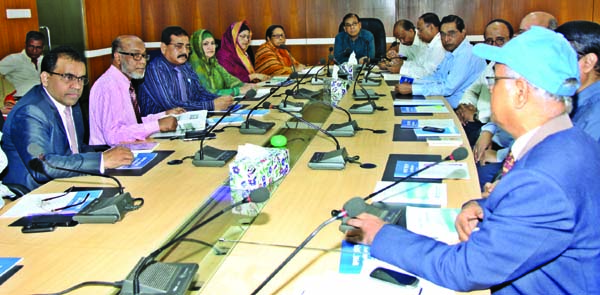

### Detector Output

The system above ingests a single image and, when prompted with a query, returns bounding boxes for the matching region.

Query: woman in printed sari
[190,29,256,96]
[255,25,306,75]
[216,20,269,83]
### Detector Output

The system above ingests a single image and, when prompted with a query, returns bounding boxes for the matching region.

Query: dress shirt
[371,114,600,294]
[139,54,218,116]
[397,31,426,61]
[399,33,445,79]
[0,50,43,97]
[45,87,78,151]
[333,30,375,64]
[89,65,163,145]
[412,38,486,108]
[460,62,494,123]
[571,80,600,142]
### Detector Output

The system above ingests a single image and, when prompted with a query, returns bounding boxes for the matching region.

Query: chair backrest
[338,17,387,59]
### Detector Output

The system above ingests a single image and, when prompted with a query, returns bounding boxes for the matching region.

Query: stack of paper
[394,161,470,179]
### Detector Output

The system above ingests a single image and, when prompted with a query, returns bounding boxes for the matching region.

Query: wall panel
[490,0,594,30]
[0,0,39,58]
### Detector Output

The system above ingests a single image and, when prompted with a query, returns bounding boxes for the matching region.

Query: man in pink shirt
[89,35,184,145]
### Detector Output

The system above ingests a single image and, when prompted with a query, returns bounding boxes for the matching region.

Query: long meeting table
[0,75,483,295]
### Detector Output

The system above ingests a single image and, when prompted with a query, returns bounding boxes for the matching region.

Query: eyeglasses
[485,76,518,88]
[47,71,89,85]
[27,45,44,50]
[271,34,286,39]
[484,37,507,46]
[168,43,191,51]
[118,51,149,61]
[345,22,359,28]
[440,30,459,39]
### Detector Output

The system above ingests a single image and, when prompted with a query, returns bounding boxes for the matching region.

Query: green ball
[270,135,287,147]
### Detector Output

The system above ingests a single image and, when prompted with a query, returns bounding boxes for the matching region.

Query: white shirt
[400,32,446,79]
[459,61,494,123]
[398,30,426,61]
[0,50,42,96]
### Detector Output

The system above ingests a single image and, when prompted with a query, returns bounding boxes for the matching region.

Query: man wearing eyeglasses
[0,31,46,113]
[1,46,133,191]
[333,13,375,64]
[395,15,486,109]
[89,35,185,145]
[139,26,233,116]
[456,19,514,147]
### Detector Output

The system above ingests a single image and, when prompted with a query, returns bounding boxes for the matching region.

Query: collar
[512,113,573,160]
[426,33,441,48]
[576,80,600,109]
[107,64,131,86]
[450,38,471,57]
[43,86,67,114]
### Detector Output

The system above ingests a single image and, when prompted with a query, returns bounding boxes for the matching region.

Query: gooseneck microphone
[310,58,328,85]
[240,72,298,134]
[127,187,270,295]
[263,102,349,170]
[284,62,324,101]
[192,89,257,167]
[334,147,470,231]
[27,144,144,224]
[326,46,334,77]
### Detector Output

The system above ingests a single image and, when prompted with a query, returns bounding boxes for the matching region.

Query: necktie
[175,66,188,102]
[501,150,515,176]
[130,84,142,124]
[63,107,79,154]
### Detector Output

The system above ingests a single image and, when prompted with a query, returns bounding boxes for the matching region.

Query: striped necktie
[130,84,142,123]
[501,150,515,176]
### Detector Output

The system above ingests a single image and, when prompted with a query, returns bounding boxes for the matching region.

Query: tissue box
[229,147,290,191]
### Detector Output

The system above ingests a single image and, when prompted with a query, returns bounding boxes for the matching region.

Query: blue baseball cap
[473,26,580,96]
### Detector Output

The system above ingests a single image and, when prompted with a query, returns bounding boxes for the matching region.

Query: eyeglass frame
[344,22,360,28]
[46,71,89,85]
[485,76,519,88]
[484,37,507,46]
[118,51,150,62]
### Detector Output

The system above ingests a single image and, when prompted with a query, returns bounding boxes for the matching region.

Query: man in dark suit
[1,46,133,191]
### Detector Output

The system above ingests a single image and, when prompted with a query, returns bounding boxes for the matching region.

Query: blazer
[1,84,101,191]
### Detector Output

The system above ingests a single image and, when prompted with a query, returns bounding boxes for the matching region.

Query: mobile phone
[422,126,445,133]
[369,267,419,287]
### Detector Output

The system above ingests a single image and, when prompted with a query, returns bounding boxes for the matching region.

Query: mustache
[178,53,188,59]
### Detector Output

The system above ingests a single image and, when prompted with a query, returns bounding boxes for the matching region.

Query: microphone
[310,58,327,85]
[286,63,324,100]
[334,147,469,231]
[27,144,144,224]
[348,62,379,114]
[326,46,334,77]
[128,187,270,295]
[263,102,349,170]
[362,58,383,86]
[240,72,298,134]
[192,89,257,167]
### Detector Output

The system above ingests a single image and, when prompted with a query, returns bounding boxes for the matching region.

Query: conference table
[0,74,483,295]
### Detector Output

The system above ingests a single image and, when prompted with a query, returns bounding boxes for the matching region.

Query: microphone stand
[265,102,349,170]
[193,89,256,166]
[349,60,382,114]
[310,58,327,85]
[129,188,270,295]
[325,47,334,77]
[240,73,297,134]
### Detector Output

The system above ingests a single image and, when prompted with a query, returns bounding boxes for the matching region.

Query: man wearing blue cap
[345,27,600,294]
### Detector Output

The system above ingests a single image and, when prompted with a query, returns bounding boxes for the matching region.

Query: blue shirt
[139,54,218,116]
[333,30,375,64]
[412,39,486,108]
[572,80,600,142]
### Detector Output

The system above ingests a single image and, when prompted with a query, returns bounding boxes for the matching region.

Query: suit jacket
[371,122,600,294]
[1,84,101,191]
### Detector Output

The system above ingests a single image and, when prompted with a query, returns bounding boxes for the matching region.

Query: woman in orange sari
[255,25,305,75]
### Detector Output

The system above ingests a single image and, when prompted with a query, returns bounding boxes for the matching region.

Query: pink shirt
[89,65,163,145]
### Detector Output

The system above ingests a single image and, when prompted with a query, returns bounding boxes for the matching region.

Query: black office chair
[338,17,387,59]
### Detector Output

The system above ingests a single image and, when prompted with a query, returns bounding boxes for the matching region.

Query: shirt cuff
[411,83,424,95]
[99,153,105,174]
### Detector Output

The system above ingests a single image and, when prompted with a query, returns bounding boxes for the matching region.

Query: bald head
[518,11,558,34]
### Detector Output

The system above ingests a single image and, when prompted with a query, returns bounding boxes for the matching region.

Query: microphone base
[326,120,358,137]
[360,78,382,86]
[192,146,237,167]
[311,77,325,85]
[239,118,275,134]
[278,101,304,112]
[293,88,322,99]
[352,89,378,101]
[73,192,138,224]
[349,101,376,114]
[120,258,199,295]
[308,147,348,170]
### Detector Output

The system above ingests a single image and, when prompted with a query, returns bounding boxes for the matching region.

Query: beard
[121,62,145,79]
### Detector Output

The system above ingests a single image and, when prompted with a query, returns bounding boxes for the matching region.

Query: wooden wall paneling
[0,0,39,58]
[490,0,594,30]
[396,0,490,35]
[595,0,600,22]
